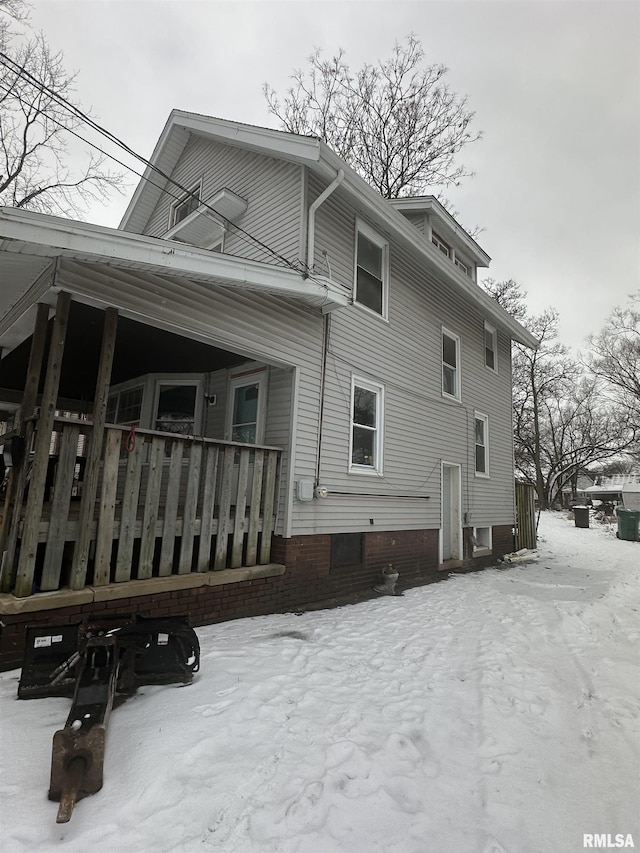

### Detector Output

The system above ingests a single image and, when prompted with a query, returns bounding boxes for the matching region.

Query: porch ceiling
[0,300,247,417]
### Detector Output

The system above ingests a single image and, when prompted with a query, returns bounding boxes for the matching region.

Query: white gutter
[306,169,344,272]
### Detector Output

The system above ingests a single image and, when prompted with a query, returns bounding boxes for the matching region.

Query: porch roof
[0,206,350,355]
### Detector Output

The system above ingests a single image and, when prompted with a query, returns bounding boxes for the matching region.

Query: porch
[1,416,281,597]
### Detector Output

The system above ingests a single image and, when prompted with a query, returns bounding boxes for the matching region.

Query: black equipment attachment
[18,615,200,823]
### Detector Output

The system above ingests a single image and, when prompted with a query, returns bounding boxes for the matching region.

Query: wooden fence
[515,481,537,550]
[1,417,281,597]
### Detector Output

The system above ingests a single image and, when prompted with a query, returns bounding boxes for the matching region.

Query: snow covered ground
[1,511,638,853]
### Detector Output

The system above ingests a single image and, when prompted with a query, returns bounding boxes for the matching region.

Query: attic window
[432,233,450,257]
[164,187,248,249]
[171,184,201,228]
[455,258,468,275]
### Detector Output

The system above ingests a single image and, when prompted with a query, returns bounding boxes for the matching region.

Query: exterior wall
[0,523,513,671]
[143,134,305,267]
[292,173,516,536]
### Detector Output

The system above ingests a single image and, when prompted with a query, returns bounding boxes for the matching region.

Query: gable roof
[120,111,537,349]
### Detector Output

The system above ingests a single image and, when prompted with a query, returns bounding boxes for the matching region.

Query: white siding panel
[144,135,303,268]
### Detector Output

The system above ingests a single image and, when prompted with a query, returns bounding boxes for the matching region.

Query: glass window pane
[118,387,143,424]
[155,384,196,434]
[356,268,383,314]
[443,365,456,396]
[358,233,382,278]
[476,444,486,473]
[352,426,375,466]
[353,387,376,428]
[443,334,457,367]
[232,383,259,444]
[475,418,485,445]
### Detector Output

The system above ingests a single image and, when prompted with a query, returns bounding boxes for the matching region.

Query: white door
[441,463,462,561]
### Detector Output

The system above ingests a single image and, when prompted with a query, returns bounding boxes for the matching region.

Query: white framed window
[432,233,450,257]
[226,372,268,445]
[349,377,384,474]
[474,412,489,476]
[455,258,468,275]
[354,221,389,318]
[484,322,497,371]
[473,526,492,552]
[153,380,202,435]
[170,182,202,228]
[442,328,461,400]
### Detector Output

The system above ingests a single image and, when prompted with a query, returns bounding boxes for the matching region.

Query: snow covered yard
[0,511,638,853]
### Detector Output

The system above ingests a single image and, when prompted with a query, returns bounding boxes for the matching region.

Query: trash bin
[573,506,590,529]
[616,507,640,541]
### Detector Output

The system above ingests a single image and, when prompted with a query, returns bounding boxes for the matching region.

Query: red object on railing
[125,425,137,453]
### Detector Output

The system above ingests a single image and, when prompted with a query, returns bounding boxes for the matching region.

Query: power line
[0,49,310,275]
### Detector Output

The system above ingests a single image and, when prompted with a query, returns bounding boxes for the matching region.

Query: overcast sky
[23,0,640,352]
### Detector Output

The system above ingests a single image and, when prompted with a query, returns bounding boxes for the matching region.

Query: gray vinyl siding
[143,134,304,268]
[297,174,517,535]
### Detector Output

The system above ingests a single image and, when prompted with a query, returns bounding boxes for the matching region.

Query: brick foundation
[0,525,515,671]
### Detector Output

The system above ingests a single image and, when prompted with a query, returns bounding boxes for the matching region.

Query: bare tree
[0,0,123,216]
[264,35,480,198]
[482,281,635,507]
[587,291,640,429]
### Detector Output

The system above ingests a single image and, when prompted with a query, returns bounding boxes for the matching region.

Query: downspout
[305,168,344,487]
[306,168,344,274]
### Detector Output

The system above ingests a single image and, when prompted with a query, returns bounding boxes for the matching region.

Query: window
[455,258,468,275]
[473,526,492,552]
[154,382,199,435]
[442,329,460,399]
[432,233,450,257]
[226,372,267,445]
[354,223,388,317]
[170,183,201,227]
[350,377,384,474]
[107,386,143,426]
[475,412,489,476]
[484,322,497,371]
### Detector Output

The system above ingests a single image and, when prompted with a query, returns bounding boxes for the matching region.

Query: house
[0,111,537,670]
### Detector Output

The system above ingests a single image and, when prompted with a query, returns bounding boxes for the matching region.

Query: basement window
[473,526,492,553]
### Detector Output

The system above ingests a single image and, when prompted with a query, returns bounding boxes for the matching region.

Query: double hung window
[475,412,489,476]
[349,377,384,474]
[442,329,460,399]
[484,322,497,371]
[354,223,388,318]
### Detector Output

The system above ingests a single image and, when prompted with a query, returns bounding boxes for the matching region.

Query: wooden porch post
[0,302,50,592]
[70,307,118,589]
[14,292,71,597]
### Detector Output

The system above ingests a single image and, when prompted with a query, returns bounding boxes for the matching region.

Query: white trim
[353,219,389,321]
[442,327,461,401]
[348,375,384,476]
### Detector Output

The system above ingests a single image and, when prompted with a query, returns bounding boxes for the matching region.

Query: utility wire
[0,49,311,275]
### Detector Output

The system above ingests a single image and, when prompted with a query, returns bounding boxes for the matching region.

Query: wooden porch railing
[0,417,281,597]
